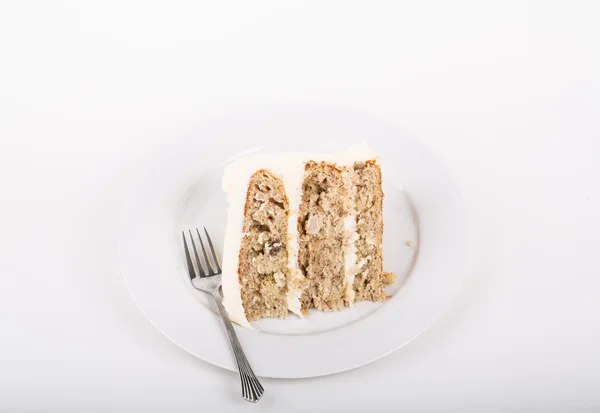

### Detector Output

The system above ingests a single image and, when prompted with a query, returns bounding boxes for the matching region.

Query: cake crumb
[406,240,415,247]
[383,272,396,284]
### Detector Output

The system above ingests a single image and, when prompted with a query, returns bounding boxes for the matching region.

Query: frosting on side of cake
[221,143,380,328]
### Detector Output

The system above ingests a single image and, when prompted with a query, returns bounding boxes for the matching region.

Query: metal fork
[182,228,264,403]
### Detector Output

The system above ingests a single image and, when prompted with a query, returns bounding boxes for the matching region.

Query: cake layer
[222,153,307,329]
[238,170,290,321]
[298,162,348,312]
[352,160,386,302]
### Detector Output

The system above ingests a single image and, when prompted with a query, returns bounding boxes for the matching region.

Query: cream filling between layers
[221,143,379,328]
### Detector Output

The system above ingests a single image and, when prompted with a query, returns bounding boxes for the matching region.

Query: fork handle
[211,291,264,403]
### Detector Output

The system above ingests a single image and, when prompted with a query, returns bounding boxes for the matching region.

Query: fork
[182,228,264,403]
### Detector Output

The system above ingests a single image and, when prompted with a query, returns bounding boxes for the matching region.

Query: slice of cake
[221,143,388,328]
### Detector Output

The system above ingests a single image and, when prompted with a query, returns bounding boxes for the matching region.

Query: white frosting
[221,142,379,328]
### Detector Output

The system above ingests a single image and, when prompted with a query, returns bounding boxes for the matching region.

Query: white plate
[119,104,469,378]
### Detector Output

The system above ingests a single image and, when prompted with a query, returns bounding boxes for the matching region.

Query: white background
[1,1,599,412]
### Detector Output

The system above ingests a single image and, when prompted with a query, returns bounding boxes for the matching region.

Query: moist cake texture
[238,170,290,321]
[221,143,391,328]
[352,160,386,302]
[298,162,348,312]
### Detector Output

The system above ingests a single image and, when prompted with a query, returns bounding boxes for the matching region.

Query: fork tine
[203,227,222,273]
[188,230,207,277]
[182,232,196,280]
[196,228,215,275]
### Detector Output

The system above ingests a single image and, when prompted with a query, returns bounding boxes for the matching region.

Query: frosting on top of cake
[221,142,379,328]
